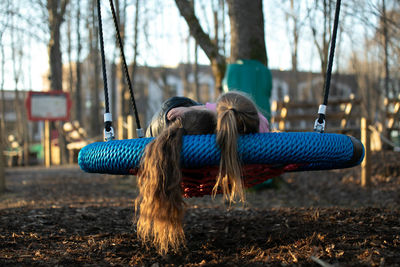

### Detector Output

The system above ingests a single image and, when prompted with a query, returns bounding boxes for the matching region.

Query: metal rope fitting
[314,119,325,133]
[314,105,326,133]
[104,127,115,141]
[104,113,115,141]
[136,128,144,138]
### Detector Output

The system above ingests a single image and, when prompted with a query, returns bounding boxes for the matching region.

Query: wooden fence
[270,95,400,188]
[270,94,362,135]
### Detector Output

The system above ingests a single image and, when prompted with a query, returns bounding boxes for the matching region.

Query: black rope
[108,0,142,130]
[97,0,112,132]
[317,0,341,124]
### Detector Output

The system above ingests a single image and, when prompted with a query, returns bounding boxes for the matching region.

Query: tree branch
[174,0,225,66]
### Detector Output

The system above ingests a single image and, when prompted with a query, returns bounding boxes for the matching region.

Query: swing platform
[79,132,364,174]
[84,0,357,198]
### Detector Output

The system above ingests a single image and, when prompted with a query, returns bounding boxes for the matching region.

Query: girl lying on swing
[135,91,269,254]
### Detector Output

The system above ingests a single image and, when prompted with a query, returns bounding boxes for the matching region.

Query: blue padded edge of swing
[78,132,364,175]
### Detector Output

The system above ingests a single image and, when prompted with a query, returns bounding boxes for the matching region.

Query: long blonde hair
[135,109,216,254]
[213,91,259,203]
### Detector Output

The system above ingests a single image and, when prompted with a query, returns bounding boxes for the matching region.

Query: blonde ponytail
[214,108,245,203]
[135,119,185,254]
[213,91,260,204]
[135,109,216,254]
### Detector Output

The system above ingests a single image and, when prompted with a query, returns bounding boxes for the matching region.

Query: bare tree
[0,0,9,193]
[0,140,4,192]
[345,1,400,121]
[87,0,101,138]
[66,2,74,119]
[286,0,301,73]
[0,0,9,145]
[0,37,5,143]
[175,0,226,96]
[307,0,336,101]
[283,0,305,100]
[10,0,29,166]
[227,0,267,64]
[46,0,70,164]
[47,0,69,92]
[380,0,391,143]
[114,0,129,139]
[131,0,140,88]
[375,0,400,144]
[286,0,302,99]
[130,0,148,129]
[74,0,83,123]
[175,0,268,97]
[193,41,200,101]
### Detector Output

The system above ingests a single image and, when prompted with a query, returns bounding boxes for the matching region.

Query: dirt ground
[0,151,399,266]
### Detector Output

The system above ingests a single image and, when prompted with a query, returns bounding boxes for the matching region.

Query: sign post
[26,91,71,167]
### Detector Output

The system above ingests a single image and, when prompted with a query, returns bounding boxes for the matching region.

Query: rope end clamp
[314,105,326,133]
[104,113,115,141]
[136,128,144,138]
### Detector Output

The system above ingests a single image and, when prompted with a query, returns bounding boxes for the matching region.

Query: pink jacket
[205,103,269,133]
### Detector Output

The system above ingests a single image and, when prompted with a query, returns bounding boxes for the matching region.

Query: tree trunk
[0,139,5,193]
[87,0,101,138]
[227,0,267,65]
[175,0,226,96]
[47,0,69,164]
[289,0,299,73]
[288,0,300,100]
[194,42,200,101]
[115,0,128,138]
[75,0,82,123]
[309,0,333,103]
[180,63,190,97]
[381,0,391,148]
[0,42,5,191]
[131,0,139,87]
[47,0,68,91]
[0,37,6,144]
[0,1,8,192]
[111,62,117,121]
[67,3,74,119]
[11,7,26,165]
[130,0,145,133]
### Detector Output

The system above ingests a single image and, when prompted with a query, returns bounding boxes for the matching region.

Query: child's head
[213,91,260,203]
[216,91,259,134]
[135,109,216,254]
[180,109,216,135]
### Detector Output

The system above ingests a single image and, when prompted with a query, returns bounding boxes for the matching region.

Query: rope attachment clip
[104,113,115,141]
[136,128,144,138]
[314,105,326,133]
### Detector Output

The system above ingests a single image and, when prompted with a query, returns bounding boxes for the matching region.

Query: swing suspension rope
[97,0,143,140]
[314,0,341,133]
[96,0,113,140]
[79,0,364,197]
[99,0,341,136]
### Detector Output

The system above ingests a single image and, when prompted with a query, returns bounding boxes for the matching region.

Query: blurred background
[0,0,399,169]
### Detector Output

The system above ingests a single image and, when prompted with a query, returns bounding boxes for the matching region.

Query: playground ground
[0,151,399,266]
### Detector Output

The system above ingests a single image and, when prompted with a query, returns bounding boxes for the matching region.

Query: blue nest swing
[78,132,364,197]
[79,0,364,197]
[78,132,364,175]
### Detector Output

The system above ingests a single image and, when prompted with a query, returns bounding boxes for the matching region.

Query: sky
[0,0,377,92]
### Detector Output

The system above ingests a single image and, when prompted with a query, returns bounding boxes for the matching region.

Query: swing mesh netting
[78,132,364,198]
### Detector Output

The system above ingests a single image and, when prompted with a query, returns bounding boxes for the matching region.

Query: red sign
[26,91,71,121]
